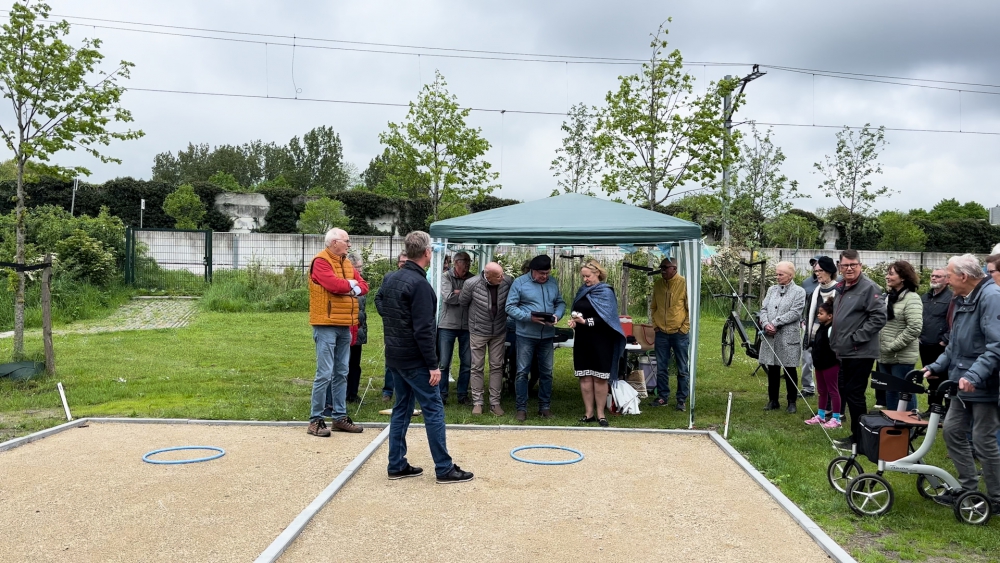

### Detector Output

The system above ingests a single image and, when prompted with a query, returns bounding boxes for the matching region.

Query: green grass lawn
[2,310,999,561]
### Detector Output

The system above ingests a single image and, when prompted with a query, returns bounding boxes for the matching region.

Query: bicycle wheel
[721,318,735,366]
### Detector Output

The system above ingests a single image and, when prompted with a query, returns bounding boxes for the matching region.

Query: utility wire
[127,86,1000,135]
[766,66,1000,96]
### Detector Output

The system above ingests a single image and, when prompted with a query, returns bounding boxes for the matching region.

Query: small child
[805,299,842,428]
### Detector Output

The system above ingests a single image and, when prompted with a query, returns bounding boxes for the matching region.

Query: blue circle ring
[510,445,584,465]
[143,446,226,465]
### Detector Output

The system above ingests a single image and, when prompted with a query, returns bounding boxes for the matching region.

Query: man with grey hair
[924,254,1000,508]
[376,231,473,484]
[439,250,474,404]
[919,267,953,394]
[460,261,513,415]
[306,228,367,437]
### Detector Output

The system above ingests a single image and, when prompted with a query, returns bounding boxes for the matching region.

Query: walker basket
[858,413,909,464]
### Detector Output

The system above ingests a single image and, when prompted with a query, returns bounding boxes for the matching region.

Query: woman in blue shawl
[568,260,626,427]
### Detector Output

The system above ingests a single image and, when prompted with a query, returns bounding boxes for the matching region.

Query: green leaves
[593,22,739,209]
[551,103,599,195]
[297,197,350,235]
[379,70,497,221]
[813,124,890,249]
[162,184,206,229]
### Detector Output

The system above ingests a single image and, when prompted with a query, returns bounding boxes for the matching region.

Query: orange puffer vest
[308,249,359,326]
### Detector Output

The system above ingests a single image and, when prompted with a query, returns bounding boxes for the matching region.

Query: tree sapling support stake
[57,382,72,421]
[724,392,733,439]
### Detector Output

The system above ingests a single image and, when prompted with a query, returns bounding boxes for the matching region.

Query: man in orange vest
[307,228,369,437]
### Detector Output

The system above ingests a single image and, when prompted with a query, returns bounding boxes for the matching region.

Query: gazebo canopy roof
[429,193,701,245]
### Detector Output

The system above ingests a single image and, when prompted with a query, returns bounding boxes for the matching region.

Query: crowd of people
[758,249,1000,509]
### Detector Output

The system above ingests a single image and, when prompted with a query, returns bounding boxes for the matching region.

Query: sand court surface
[0,422,372,562]
[279,428,832,563]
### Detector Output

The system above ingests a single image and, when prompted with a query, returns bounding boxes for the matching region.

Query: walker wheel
[916,474,948,502]
[827,456,863,494]
[953,491,992,525]
[846,474,894,517]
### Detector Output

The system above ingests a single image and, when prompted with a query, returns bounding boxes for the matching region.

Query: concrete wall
[214,193,270,233]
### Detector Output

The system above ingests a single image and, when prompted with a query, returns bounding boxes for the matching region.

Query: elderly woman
[878,260,923,411]
[568,260,626,427]
[758,261,807,413]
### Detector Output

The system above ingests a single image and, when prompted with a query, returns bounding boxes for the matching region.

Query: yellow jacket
[651,275,689,334]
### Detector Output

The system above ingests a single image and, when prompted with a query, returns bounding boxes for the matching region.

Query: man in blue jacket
[924,254,1000,509]
[375,231,473,485]
[505,255,566,421]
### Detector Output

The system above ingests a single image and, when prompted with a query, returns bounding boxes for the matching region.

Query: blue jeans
[382,368,393,397]
[387,366,454,478]
[655,331,689,403]
[515,336,554,412]
[310,325,351,420]
[880,362,918,411]
[438,328,471,400]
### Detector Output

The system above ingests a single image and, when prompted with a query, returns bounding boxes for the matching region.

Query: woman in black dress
[569,261,626,427]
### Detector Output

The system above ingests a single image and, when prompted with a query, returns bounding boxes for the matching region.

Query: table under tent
[428,193,705,428]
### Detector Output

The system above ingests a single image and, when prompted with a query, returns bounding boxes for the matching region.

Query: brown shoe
[307,418,331,437]
[515,410,526,422]
[490,405,505,416]
[332,417,363,433]
[538,409,552,419]
[472,405,483,415]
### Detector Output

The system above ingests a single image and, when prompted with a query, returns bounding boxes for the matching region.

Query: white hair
[776,261,796,275]
[347,252,363,269]
[324,228,347,247]
[948,254,985,279]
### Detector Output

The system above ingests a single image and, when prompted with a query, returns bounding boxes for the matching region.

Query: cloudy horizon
[3,0,998,216]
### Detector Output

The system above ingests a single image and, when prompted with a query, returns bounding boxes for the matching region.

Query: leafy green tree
[55,229,115,286]
[297,197,350,234]
[284,126,350,193]
[813,124,890,248]
[379,70,497,221]
[550,103,600,196]
[0,1,142,357]
[593,21,739,210]
[926,198,989,221]
[0,158,73,182]
[877,211,927,251]
[162,184,205,229]
[765,213,821,249]
[820,205,882,250]
[729,126,803,250]
[208,171,243,192]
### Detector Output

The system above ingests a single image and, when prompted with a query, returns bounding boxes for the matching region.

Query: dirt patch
[0,408,65,442]
[0,422,374,562]
[281,429,832,563]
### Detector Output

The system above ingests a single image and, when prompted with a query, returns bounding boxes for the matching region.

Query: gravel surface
[280,429,830,563]
[0,422,372,562]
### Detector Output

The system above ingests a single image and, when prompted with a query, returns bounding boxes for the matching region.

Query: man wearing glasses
[649,257,690,411]
[830,249,887,447]
[439,251,474,404]
[919,268,953,394]
[306,228,368,437]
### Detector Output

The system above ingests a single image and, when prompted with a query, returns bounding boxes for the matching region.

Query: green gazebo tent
[428,193,704,428]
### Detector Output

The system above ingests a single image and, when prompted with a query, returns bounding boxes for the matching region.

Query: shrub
[163,184,206,229]
[298,197,350,234]
[56,230,117,286]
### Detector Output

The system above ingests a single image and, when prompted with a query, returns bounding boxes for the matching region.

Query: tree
[765,213,821,249]
[208,171,243,192]
[0,1,142,357]
[379,70,497,221]
[593,21,739,210]
[728,126,803,250]
[926,198,989,221]
[162,184,205,229]
[297,197,350,234]
[550,103,600,196]
[284,126,350,193]
[877,211,926,251]
[813,124,890,248]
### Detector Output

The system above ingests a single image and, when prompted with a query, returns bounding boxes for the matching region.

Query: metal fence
[754,248,992,275]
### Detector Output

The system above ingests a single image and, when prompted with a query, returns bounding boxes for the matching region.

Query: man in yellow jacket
[307,228,369,437]
[649,257,690,410]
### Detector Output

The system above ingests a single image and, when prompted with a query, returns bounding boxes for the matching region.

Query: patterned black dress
[572,296,616,380]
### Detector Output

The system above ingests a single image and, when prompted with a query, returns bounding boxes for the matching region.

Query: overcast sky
[4,0,999,215]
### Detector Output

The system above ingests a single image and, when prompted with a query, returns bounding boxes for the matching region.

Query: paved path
[0,298,198,338]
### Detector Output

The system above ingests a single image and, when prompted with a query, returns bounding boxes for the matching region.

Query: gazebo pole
[431,238,447,324]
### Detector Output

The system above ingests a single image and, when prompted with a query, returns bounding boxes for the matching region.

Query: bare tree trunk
[13,157,26,359]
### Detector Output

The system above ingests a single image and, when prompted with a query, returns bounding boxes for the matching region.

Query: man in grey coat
[439,251,474,404]
[831,249,887,447]
[459,262,512,416]
[924,254,1000,508]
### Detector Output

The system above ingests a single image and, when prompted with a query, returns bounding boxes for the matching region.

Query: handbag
[634,323,657,351]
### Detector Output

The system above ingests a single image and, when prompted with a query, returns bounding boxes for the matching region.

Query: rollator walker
[827,372,993,525]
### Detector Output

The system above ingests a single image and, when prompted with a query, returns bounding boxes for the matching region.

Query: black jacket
[375,261,438,371]
[811,323,838,371]
[920,287,953,346]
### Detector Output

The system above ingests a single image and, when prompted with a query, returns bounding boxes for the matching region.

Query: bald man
[459,262,513,415]
[306,228,368,437]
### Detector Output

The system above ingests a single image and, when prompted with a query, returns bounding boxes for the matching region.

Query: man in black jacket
[919,268,953,393]
[375,231,473,485]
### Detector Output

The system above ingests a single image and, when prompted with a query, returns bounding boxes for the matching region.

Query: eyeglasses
[990,269,999,275]
[840,263,860,270]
